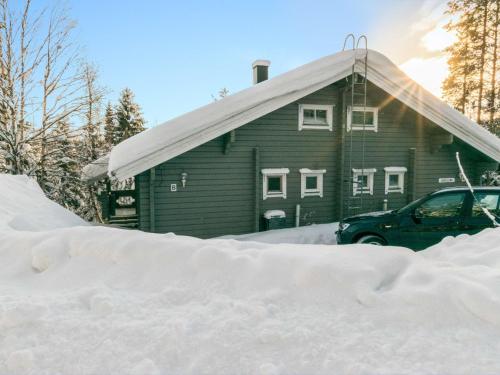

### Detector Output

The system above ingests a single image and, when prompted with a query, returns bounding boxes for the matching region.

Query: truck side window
[416,193,466,218]
[472,193,500,217]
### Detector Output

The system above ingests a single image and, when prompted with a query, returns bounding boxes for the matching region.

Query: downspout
[295,204,301,227]
[149,167,156,232]
[254,147,260,232]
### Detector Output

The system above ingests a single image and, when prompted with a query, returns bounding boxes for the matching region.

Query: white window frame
[384,167,407,194]
[262,168,289,200]
[298,104,333,131]
[347,106,378,132]
[299,168,326,198]
[352,168,376,196]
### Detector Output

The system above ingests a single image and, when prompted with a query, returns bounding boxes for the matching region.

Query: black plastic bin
[263,210,286,230]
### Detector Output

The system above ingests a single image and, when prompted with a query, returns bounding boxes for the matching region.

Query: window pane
[356,175,368,189]
[472,193,500,217]
[305,176,318,190]
[315,110,327,124]
[267,176,282,192]
[417,193,465,218]
[389,174,400,187]
[352,110,374,126]
[303,109,315,122]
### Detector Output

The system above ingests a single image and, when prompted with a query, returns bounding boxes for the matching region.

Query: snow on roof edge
[81,154,110,183]
[100,49,500,181]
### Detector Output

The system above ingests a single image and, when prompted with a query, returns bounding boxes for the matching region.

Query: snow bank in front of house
[0,174,87,231]
[220,222,338,244]
[3,175,500,374]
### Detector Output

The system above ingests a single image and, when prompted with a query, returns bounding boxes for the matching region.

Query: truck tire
[356,235,385,246]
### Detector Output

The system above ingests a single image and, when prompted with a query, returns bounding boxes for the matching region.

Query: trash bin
[263,210,286,230]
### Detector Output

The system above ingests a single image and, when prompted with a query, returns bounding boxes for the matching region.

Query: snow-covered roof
[81,154,109,183]
[93,49,500,181]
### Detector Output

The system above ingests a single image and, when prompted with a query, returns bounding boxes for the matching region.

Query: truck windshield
[396,194,431,214]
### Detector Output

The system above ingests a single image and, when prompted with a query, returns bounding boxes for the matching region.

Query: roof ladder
[343,35,369,218]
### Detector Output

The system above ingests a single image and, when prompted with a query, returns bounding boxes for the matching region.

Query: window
[300,168,326,198]
[384,167,407,194]
[352,168,376,195]
[472,193,500,217]
[416,193,466,218]
[298,104,333,131]
[262,168,289,200]
[347,106,378,132]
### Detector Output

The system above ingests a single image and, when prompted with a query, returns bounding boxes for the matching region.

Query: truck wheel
[356,235,385,246]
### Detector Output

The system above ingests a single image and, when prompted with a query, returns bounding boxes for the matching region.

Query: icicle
[456,152,499,227]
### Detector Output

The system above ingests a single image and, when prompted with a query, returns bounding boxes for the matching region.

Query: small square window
[384,167,407,194]
[300,169,326,198]
[303,109,315,122]
[306,176,318,190]
[347,106,378,132]
[388,174,400,187]
[357,175,368,189]
[352,168,376,195]
[262,168,289,200]
[267,176,282,193]
[298,104,333,130]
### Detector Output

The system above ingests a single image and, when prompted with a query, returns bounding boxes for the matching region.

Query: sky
[64,0,453,127]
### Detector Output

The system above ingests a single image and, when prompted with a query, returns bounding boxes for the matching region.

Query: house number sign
[438,177,455,183]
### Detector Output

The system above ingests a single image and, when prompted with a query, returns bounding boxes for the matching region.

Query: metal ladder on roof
[342,34,369,218]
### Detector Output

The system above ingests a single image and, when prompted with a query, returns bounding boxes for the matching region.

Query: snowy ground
[2,174,500,374]
[220,222,338,245]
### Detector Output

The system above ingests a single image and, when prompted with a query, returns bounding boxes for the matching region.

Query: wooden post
[254,147,260,232]
[149,167,156,232]
[408,148,417,203]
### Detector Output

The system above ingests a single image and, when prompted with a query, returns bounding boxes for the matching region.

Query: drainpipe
[295,204,301,227]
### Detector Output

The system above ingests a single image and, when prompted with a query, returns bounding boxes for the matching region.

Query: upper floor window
[300,168,326,198]
[352,168,376,195]
[384,167,407,194]
[347,106,378,132]
[298,104,333,131]
[262,168,289,200]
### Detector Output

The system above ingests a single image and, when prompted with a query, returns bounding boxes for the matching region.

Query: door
[406,192,467,250]
[462,191,500,235]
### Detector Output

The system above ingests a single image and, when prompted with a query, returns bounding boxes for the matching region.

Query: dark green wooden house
[83,49,500,238]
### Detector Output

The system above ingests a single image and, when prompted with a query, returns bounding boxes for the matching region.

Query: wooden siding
[136,79,498,238]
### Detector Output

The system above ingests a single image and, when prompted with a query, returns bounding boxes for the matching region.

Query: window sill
[300,124,333,131]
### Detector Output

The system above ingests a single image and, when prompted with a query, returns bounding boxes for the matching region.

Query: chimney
[252,59,271,84]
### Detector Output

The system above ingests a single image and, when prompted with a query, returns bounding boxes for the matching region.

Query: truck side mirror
[412,208,424,223]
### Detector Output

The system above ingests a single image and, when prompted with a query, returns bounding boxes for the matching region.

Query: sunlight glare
[399,56,449,98]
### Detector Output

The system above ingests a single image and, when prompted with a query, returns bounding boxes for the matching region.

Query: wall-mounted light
[181,172,188,188]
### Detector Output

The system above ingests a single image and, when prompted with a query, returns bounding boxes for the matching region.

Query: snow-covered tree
[44,120,82,210]
[115,88,145,143]
[78,63,106,222]
[104,102,116,149]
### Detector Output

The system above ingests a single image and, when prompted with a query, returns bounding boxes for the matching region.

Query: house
[83,48,500,238]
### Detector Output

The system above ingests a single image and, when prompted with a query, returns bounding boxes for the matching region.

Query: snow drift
[2,174,500,374]
[0,174,87,231]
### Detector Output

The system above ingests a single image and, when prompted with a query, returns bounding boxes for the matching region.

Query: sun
[399,22,457,98]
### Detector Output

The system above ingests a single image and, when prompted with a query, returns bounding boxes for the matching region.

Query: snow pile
[0,174,87,231]
[2,175,500,374]
[220,223,338,244]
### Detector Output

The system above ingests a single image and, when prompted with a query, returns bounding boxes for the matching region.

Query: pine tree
[45,120,82,210]
[78,64,106,222]
[444,0,500,126]
[103,102,116,149]
[115,88,145,143]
